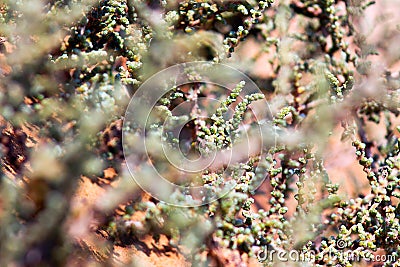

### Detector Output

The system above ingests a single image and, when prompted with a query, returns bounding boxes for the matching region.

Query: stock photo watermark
[256,239,397,264]
[122,61,275,207]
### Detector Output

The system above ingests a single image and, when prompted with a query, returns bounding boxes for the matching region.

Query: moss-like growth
[0,0,399,266]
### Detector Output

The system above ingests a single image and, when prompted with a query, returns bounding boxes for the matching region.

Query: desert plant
[0,0,399,266]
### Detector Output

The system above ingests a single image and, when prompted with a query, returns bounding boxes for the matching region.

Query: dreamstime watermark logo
[257,247,316,263]
[122,62,275,207]
[256,239,397,264]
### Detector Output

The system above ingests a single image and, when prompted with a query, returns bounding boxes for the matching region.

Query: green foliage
[0,0,400,266]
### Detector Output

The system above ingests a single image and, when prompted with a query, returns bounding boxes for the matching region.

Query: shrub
[0,0,399,266]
